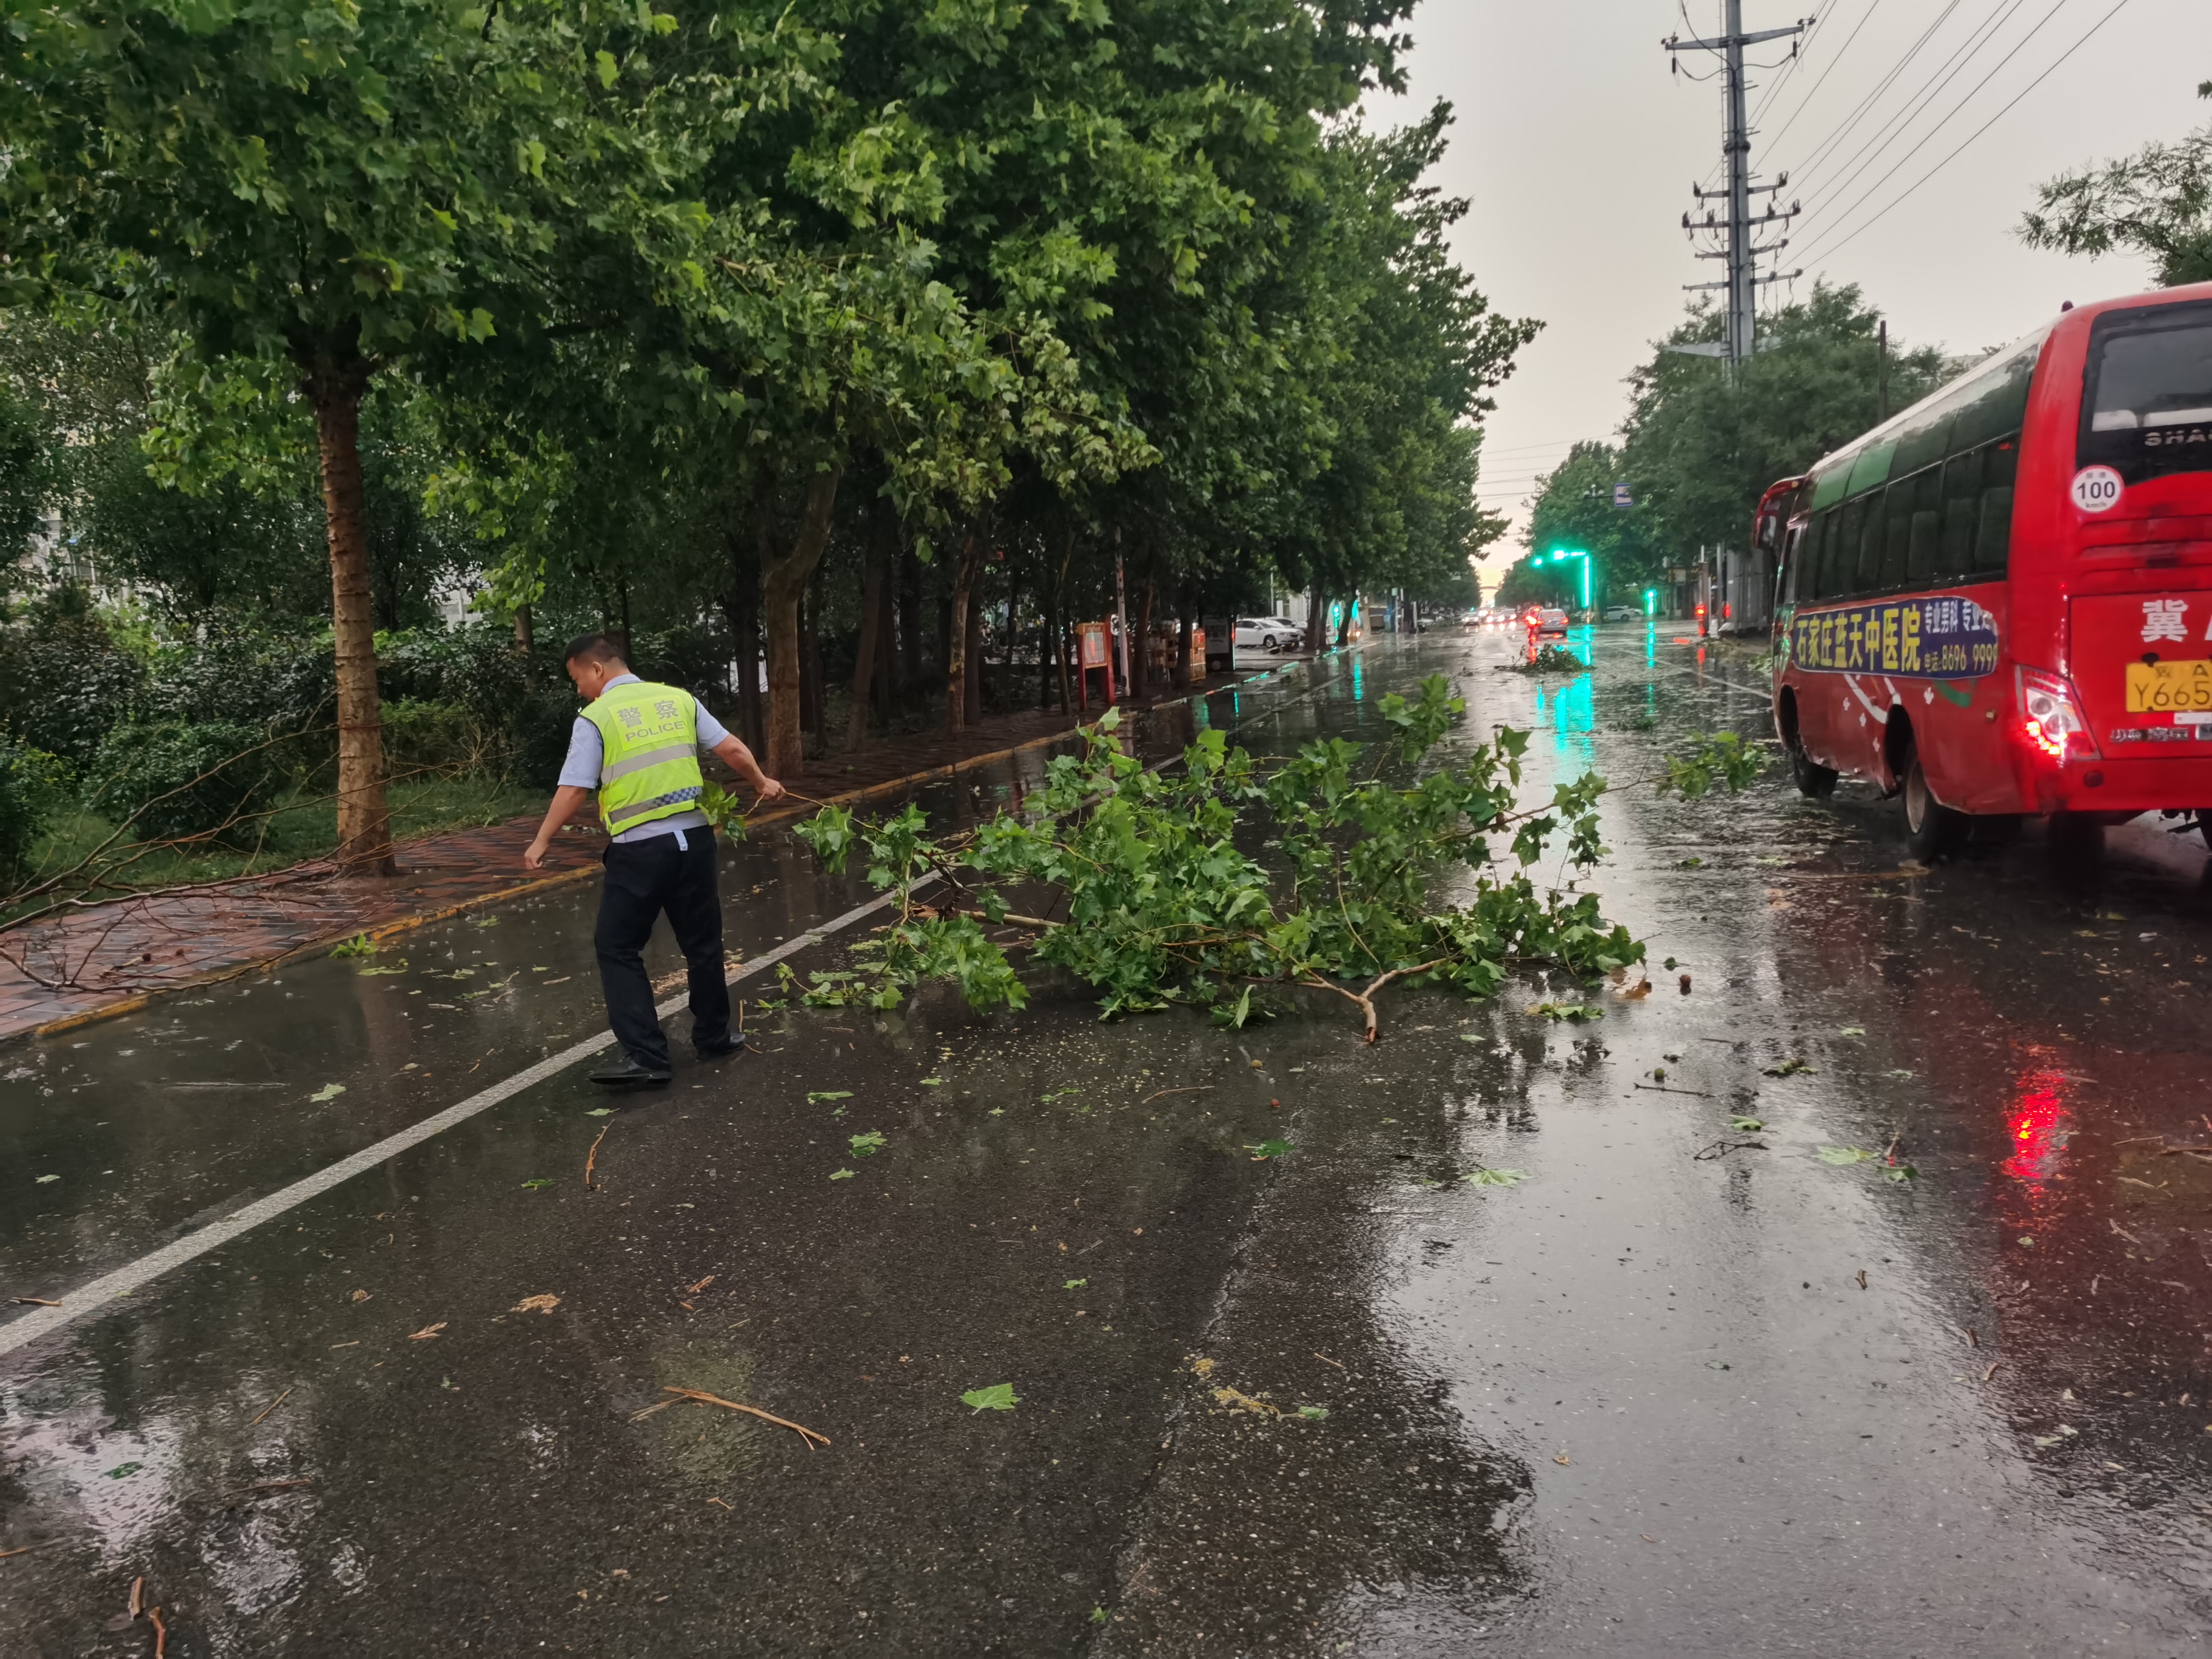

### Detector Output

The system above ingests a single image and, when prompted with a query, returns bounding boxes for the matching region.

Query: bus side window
[1879,478,1914,591]
[1972,438,2018,574]
[1852,491,1885,593]
[1939,446,1982,578]
[1822,509,1848,599]
[1905,466,1943,585]
[1781,520,1805,604]
[1805,512,1832,598]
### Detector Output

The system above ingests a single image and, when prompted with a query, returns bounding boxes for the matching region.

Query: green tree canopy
[2022,78,2212,289]
[1618,283,1950,563]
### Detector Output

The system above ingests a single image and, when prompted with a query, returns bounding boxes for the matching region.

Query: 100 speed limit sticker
[2071,465,2124,513]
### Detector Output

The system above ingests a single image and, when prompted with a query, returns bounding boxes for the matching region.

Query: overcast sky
[1375,0,2211,575]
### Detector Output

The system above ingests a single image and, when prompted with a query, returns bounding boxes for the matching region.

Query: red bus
[1767,281,2212,859]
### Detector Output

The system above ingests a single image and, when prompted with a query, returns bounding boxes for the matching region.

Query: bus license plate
[2125,659,2212,713]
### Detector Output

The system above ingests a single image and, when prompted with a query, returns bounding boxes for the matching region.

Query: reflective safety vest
[582,679,706,836]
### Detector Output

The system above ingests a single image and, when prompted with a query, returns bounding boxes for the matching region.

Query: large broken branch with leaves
[789,674,1760,1041]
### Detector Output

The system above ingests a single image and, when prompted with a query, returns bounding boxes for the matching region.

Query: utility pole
[1664,6,1809,369]
[1876,319,1889,421]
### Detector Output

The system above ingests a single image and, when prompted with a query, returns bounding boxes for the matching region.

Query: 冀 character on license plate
[2124,659,2212,714]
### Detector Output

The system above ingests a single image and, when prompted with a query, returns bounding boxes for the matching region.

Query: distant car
[1233,617,1294,652]
[1461,608,1483,629]
[1535,607,1570,637]
[1603,605,1638,623]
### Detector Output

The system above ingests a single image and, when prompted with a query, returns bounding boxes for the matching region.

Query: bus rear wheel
[1902,755,1968,860]
[1788,736,1837,799]
[2047,811,2105,865]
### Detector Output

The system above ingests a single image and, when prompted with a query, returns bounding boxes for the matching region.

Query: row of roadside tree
[0,0,1529,878]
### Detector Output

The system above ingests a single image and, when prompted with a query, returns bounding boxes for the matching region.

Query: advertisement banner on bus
[1783,595,2000,680]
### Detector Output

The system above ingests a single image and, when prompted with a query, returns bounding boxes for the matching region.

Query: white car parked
[1233,617,1302,652]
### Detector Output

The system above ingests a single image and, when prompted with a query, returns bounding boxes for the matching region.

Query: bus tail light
[2016,666,2100,762]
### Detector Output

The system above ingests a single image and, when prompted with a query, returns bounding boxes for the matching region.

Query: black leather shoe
[589,1058,672,1088]
[695,1033,748,1059]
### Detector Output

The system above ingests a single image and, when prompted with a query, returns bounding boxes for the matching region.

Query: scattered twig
[632,1387,831,1450]
[225,1478,313,1503]
[247,1387,292,1428]
[2111,1218,2145,1247]
[129,1577,143,1620]
[9,1297,60,1307]
[2157,1144,2212,1158]
[0,1544,42,1559]
[585,1122,611,1192]
[1635,1082,1712,1097]
[1141,1087,1213,1103]
[149,1604,167,1658]
[686,1275,715,1295]
[1692,1138,1767,1161]
[1312,1352,1345,1370]
[1982,1361,2001,1382]
[707,1496,733,1510]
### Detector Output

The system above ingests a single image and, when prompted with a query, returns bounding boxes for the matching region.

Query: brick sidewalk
[0,678,1248,1044]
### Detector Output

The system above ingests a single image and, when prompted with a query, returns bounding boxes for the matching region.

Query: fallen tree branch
[631,1387,831,1450]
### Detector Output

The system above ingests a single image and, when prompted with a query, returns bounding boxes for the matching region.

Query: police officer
[523,633,786,1088]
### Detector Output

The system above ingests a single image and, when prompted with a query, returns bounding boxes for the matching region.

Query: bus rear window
[2080,300,2212,483]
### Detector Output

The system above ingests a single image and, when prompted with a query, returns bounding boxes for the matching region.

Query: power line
[1797,0,2134,264]
[1783,0,1964,186]
[1758,0,1885,156]
[1794,0,2036,220]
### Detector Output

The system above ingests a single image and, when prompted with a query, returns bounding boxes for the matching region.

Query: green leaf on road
[848,1131,886,1157]
[806,1090,853,1104]
[960,1383,1018,1413]
[828,1168,856,1181]
[1245,1139,1293,1160]
[1763,1059,1815,1077]
[1463,1167,1529,1186]
[1729,1116,1766,1133]
[357,965,409,976]
[35,1173,58,1184]
[584,1108,614,1118]
[1298,1405,1330,1421]
[330,934,377,959]
[1884,1165,1919,1182]
[919,1077,946,1086]
[1529,1002,1600,1022]
[1817,1145,1874,1165]
[521,1179,554,1190]
[309,1083,346,1102]
[1839,1027,1865,1036]
[103,1462,143,1480]
[1063,1278,1087,1290]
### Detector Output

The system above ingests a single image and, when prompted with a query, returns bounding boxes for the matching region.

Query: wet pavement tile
[4,634,2211,1656]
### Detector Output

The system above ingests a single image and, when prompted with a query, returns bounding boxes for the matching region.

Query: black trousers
[594,831,731,1070]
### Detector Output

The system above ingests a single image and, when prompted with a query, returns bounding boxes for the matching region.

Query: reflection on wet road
[4,631,2210,1655]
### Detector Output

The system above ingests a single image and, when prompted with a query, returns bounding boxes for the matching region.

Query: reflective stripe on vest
[582,682,706,835]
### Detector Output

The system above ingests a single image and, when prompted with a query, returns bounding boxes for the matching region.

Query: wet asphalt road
[5,629,2212,1656]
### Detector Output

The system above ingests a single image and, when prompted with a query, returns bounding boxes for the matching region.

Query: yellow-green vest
[583,680,706,836]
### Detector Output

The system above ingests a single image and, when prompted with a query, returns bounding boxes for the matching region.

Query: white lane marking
[0,885,917,1361]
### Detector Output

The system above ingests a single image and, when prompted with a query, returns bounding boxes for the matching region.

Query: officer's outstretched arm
[712,735,786,803]
[523,785,594,870]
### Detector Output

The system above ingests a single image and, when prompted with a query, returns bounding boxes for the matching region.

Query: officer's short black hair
[565,632,629,668]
